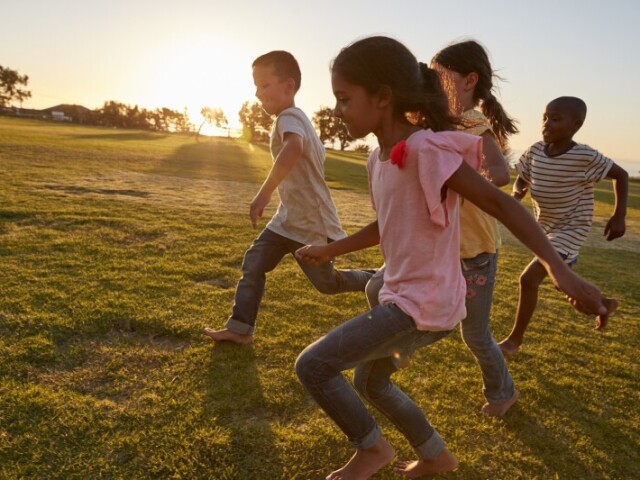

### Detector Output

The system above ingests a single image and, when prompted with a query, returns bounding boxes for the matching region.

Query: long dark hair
[432,40,518,149]
[332,36,457,132]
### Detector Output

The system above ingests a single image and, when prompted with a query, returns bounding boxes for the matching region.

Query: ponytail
[432,39,519,149]
[480,92,519,151]
[416,62,458,132]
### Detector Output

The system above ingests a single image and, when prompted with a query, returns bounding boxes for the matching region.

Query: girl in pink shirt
[294,36,609,479]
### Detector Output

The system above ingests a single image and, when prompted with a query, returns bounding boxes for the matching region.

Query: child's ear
[285,77,296,94]
[465,72,479,91]
[377,85,392,108]
[573,118,584,132]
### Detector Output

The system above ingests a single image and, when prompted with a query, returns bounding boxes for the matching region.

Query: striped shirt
[516,141,613,261]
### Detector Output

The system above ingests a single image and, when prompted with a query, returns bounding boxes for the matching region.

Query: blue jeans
[226,228,373,335]
[295,304,451,459]
[461,252,514,403]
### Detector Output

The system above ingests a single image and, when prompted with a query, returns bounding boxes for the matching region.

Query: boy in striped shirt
[499,96,628,358]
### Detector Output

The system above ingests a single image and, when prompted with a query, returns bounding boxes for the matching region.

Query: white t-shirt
[517,141,613,261]
[266,107,346,245]
[369,129,482,331]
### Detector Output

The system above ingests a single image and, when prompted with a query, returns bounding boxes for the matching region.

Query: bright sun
[135,37,254,135]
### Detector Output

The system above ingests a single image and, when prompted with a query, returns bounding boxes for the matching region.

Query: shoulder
[276,108,311,136]
[461,109,491,136]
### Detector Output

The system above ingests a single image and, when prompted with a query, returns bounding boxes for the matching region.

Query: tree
[238,101,272,143]
[0,66,32,107]
[196,107,229,140]
[312,106,351,151]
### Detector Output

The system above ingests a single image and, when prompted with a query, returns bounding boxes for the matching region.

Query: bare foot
[498,338,520,359]
[481,388,520,417]
[595,298,618,331]
[394,448,458,478]
[326,437,395,480]
[202,327,253,345]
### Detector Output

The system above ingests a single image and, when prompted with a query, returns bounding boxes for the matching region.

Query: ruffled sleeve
[417,130,483,227]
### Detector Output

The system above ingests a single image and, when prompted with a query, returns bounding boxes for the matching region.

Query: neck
[546,139,576,156]
[375,119,421,161]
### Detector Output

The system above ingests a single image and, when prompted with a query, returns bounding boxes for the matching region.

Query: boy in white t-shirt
[204,50,372,345]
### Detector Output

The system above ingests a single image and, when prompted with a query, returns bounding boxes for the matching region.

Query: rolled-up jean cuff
[413,430,446,460]
[224,318,254,335]
[353,424,382,451]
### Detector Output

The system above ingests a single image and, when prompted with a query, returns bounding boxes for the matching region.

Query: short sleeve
[418,131,483,227]
[516,148,532,182]
[276,111,305,141]
[584,148,613,182]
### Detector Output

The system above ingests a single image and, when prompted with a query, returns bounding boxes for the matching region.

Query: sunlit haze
[3,0,640,172]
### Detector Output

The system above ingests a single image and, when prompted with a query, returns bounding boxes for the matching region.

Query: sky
[3,0,640,173]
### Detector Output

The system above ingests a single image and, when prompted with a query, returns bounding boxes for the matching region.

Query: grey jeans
[295,303,451,459]
[226,228,373,335]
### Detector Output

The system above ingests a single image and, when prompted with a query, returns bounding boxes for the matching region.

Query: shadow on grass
[202,343,283,478]
[151,140,269,184]
[505,368,617,477]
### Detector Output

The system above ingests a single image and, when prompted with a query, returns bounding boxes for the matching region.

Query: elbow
[492,172,510,187]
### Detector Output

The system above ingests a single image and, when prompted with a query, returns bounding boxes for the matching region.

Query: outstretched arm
[604,163,628,241]
[446,161,606,315]
[295,221,380,265]
[250,132,303,229]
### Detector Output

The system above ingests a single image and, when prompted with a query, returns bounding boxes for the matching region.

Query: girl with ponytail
[293,36,608,479]
[427,39,521,417]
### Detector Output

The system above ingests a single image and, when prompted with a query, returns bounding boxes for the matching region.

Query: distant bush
[353,143,370,154]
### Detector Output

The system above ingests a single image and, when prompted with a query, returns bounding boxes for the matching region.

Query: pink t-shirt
[368,129,482,331]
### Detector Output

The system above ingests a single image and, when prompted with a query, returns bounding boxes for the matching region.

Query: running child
[294,36,610,479]
[203,50,372,345]
[365,39,520,416]
[499,96,627,358]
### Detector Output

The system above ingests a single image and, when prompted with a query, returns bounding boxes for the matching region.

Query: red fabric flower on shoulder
[390,140,407,169]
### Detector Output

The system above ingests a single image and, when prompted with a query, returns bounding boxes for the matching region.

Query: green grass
[0,116,638,479]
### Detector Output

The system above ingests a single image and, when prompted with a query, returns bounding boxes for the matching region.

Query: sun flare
[134,37,254,133]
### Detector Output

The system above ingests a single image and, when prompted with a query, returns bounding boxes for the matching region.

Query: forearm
[323,221,380,257]
[612,173,629,218]
[484,193,564,272]
[448,163,563,273]
[258,135,302,196]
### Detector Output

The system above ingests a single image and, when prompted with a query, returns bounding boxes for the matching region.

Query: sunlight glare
[136,37,254,134]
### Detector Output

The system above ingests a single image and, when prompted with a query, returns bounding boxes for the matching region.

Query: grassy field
[0,116,638,479]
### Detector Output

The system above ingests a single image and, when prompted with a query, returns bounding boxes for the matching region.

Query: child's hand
[250,191,272,229]
[604,214,626,241]
[512,186,527,201]
[295,245,332,265]
[552,268,607,316]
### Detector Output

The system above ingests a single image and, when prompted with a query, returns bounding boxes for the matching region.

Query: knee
[519,268,544,290]
[353,368,371,399]
[295,348,325,386]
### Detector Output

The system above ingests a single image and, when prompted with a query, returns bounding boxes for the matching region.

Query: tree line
[1,64,366,151]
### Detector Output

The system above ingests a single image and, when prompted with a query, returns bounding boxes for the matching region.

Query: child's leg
[351,327,458,476]
[364,266,412,369]
[294,242,374,294]
[499,258,548,357]
[204,229,288,343]
[295,304,451,479]
[459,252,517,415]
